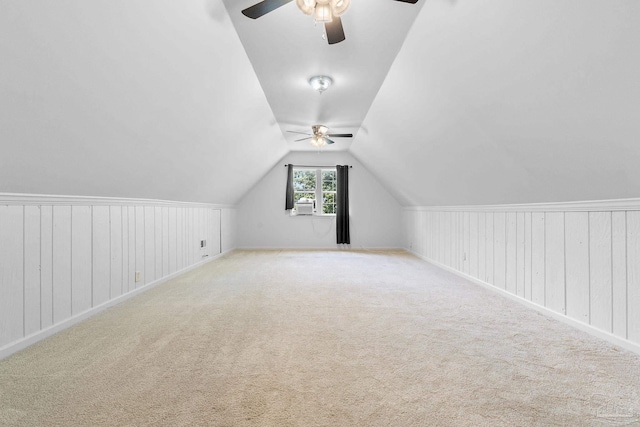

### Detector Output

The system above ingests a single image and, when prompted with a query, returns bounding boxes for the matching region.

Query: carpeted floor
[1,250,640,426]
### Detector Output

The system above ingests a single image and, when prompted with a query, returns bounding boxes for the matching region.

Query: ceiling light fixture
[309,75,333,94]
[296,0,351,22]
[309,124,330,147]
[310,135,327,147]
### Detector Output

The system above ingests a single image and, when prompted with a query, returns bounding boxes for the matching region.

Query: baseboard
[0,251,229,361]
[407,249,640,357]
[236,246,405,251]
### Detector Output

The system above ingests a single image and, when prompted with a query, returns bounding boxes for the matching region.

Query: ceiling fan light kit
[295,0,315,15]
[242,0,418,45]
[311,135,328,147]
[314,3,332,22]
[295,0,351,21]
[312,124,329,135]
[287,125,353,148]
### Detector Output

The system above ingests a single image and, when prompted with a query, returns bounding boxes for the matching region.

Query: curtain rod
[284,164,352,168]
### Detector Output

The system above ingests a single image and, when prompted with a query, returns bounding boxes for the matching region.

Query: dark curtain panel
[336,165,350,244]
[285,164,294,210]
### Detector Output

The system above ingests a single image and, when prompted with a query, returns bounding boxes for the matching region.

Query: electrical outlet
[135,271,141,282]
[201,240,206,248]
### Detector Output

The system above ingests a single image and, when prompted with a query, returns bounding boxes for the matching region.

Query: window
[321,169,336,214]
[292,168,337,215]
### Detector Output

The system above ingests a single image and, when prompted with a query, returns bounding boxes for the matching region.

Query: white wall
[0,193,237,359]
[403,199,640,355]
[353,0,640,206]
[237,152,402,249]
[0,0,288,204]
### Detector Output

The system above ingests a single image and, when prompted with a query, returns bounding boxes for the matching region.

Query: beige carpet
[1,250,640,426]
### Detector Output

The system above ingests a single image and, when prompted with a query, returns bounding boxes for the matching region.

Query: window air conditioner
[297,198,315,215]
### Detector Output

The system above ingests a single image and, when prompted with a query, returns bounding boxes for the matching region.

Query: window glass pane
[322,170,336,192]
[322,192,336,214]
[293,170,316,191]
[323,204,336,214]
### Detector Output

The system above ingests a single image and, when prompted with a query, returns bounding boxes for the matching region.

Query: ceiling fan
[242,0,420,45]
[288,125,353,147]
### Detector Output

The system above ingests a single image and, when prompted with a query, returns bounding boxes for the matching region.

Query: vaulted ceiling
[223,0,426,152]
[353,0,640,205]
[1,0,639,206]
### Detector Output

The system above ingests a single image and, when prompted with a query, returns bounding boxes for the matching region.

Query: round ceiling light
[309,75,333,94]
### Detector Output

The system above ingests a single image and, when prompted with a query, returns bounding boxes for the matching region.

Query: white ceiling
[1,0,639,206]
[223,0,426,151]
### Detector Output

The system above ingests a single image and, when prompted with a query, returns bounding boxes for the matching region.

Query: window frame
[291,167,337,216]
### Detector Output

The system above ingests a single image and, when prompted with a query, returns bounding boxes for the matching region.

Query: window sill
[289,212,336,218]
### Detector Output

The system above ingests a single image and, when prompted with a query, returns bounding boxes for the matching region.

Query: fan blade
[325,138,336,145]
[295,137,313,142]
[326,133,353,138]
[287,131,311,135]
[242,0,293,19]
[325,17,345,45]
[394,0,419,3]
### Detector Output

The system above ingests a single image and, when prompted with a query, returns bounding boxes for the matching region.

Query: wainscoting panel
[0,206,24,348]
[24,206,41,337]
[494,212,507,290]
[531,212,545,307]
[93,206,111,307]
[154,206,163,281]
[565,212,590,324]
[505,212,517,296]
[127,206,136,293]
[110,206,123,300]
[72,205,93,314]
[485,212,495,286]
[589,211,612,332]
[404,200,640,354]
[144,206,156,285]
[612,212,627,338]
[628,212,640,343]
[0,194,236,359]
[40,206,54,330]
[52,206,72,325]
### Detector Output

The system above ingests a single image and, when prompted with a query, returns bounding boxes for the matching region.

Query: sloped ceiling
[2,1,639,207]
[223,0,425,152]
[0,0,288,204]
[352,0,640,206]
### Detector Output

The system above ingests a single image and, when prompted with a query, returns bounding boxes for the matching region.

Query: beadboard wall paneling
[0,194,236,360]
[628,212,640,343]
[110,206,123,300]
[612,212,627,338]
[589,211,613,333]
[52,206,72,325]
[93,206,111,307]
[0,206,24,348]
[565,212,590,324]
[24,206,41,336]
[72,205,93,314]
[40,206,54,330]
[404,201,640,354]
